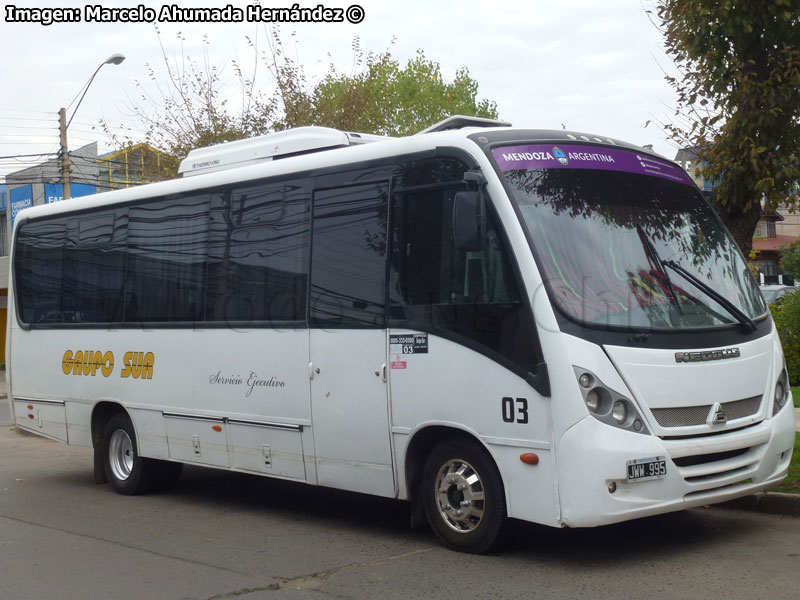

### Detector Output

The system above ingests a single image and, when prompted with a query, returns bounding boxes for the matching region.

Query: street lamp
[59,53,125,200]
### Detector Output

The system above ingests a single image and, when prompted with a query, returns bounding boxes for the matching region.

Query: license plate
[626,456,667,482]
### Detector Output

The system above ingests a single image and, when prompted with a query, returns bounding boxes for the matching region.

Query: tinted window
[15,182,312,327]
[206,180,310,323]
[125,195,209,323]
[310,182,388,327]
[500,166,766,329]
[389,160,541,374]
[393,156,467,188]
[14,218,66,324]
[63,211,127,323]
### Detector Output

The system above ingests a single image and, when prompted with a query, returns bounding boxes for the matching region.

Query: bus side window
[391,188,520,308]
[124,194,209,324]
[63,211,127,323]
[309,181,389,328]
[14,218,67,324]
[206,180,310,325]
[389,170,541,376]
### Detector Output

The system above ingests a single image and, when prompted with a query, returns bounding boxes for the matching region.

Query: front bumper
[557,401,796,527]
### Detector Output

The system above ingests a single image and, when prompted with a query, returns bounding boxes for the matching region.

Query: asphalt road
[1,424,800,600]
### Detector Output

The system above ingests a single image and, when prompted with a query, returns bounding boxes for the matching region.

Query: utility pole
[57,54,124,202]
[59,107,71,200]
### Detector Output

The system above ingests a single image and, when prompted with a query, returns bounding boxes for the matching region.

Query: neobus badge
[674,348,740,363]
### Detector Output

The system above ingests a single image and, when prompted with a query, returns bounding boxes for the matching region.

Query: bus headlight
[573,367,649,435]
[612,400,628,423]
[774,364,790,415]
[585,390,600,412]
[579,373,594,388]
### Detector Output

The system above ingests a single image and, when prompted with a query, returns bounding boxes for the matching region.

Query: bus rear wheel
[102,413,154,495]
[422,439,507,553]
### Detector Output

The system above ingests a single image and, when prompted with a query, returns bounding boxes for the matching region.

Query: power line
[0,141,62,145]
[0,109,56,116]
[0,155,59,163]
[0,124,57,131]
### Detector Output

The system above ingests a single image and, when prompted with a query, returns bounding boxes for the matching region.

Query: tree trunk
[714,200,762,260]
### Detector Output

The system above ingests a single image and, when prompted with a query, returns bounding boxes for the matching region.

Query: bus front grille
[650,395,762,428]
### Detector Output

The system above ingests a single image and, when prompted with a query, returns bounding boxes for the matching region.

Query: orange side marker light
[212,425,222,432]
[520,453,539,465]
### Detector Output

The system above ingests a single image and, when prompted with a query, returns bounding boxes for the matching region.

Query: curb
[721,492,800,517]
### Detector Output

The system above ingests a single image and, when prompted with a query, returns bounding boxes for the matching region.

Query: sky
[0,0,682,181]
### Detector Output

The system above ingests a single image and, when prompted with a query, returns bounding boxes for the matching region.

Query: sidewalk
[0,370,8,427]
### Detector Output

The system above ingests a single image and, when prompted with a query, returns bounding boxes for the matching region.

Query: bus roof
[13,117,659,228]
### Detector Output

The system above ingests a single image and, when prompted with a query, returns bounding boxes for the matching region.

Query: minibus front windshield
[491,144,766,331]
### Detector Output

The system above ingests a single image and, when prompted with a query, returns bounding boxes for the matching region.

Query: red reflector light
[28,414,35,419]
[212,425,222,432]
[520,453,539,465]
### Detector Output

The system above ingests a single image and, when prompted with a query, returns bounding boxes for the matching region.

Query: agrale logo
[708,403,728,425]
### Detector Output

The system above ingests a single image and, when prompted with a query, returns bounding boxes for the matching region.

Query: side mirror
[453,190,485,252]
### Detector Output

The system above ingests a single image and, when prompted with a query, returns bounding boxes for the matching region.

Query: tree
[102,28,277,176]
[780,240,800,281]
[770,290,800,383]
[106,29,498,177]
[654,0,800,256]
[288,48,498,136]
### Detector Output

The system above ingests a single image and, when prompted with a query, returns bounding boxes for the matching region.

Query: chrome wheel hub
[108,429,134,481]
[434,459,485,533]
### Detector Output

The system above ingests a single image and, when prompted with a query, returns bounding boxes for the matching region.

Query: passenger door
[308,181,395,497]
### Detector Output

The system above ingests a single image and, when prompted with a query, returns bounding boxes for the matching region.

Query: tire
[422,439,508,554]
[102,413,155,495]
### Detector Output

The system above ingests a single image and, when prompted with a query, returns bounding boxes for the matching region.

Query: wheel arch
[91,401,129,448]
[404,424,506,511]
[90,401,129,484]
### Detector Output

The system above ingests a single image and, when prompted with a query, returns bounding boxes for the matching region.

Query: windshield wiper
[636,228,683,314]
[661,259,757,332]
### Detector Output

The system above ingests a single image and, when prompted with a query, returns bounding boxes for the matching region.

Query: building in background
[99,142,173,190]
[0,184,6,362]
[751,212,799,283]
[0,142,169,365]
[775,203,800,238]
[673,146,714,193]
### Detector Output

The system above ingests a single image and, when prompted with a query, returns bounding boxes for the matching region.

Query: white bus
[7,117,796,553]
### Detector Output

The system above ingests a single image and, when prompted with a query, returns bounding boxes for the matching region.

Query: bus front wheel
[422,439,508,553]
[102,413,154,495]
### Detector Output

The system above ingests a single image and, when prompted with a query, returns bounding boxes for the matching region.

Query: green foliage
[780,240,800,281]
[291,49,498,136]
[654,0,800,255]
[776,433,799,493]
[106,29,498,177]
[770,289,800,384]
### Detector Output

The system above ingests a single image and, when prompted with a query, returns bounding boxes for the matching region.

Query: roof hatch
[416,115,512,134]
